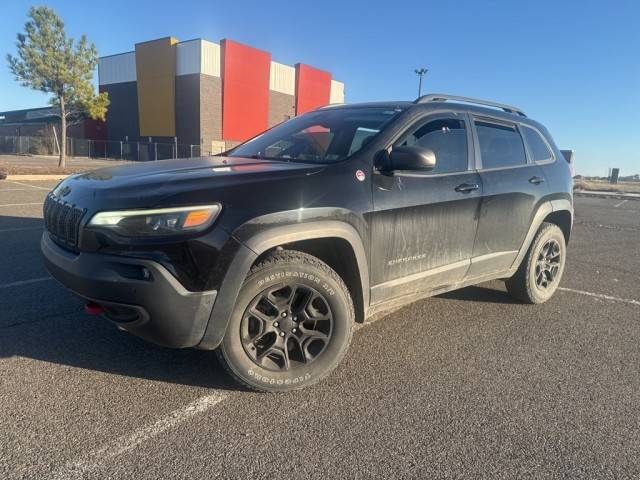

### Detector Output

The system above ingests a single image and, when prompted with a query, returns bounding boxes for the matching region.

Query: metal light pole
[414,68,428,97]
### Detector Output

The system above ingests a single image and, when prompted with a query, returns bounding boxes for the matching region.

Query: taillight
[85,302,105,315]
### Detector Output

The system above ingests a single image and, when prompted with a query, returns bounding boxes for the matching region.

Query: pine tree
[7,6,109,167]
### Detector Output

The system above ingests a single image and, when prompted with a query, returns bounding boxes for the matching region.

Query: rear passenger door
[466,117,549,278]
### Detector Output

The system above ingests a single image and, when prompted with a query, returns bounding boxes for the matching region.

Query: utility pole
[414,68,428,97]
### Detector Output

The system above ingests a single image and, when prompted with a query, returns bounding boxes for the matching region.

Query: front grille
[43,194,86,250]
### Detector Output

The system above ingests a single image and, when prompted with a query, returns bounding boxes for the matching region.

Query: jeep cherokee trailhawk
[42,94,573,392]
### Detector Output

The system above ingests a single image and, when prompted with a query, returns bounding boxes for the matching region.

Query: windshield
[228,107,402,164]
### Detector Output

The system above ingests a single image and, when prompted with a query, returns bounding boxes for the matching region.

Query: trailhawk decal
[387,253,427,266]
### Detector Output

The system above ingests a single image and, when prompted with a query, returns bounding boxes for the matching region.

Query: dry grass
[574,179,640,194]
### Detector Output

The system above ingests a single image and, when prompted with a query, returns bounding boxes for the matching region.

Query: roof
[0,106,59,125]
[321,101,412,109]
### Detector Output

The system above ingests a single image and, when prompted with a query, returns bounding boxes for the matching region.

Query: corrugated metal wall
[269,62,295,95]
[98,52,136,85]
[330,80,345,104]
[176,40,221,77]
[201,41,221,77]
[176,40,201,76]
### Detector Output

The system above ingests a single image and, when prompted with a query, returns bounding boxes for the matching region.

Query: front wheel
[216,250,354,392]
[505,222,567,304]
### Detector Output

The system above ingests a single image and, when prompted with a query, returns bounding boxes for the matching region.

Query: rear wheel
[216,250,354,392]
[505,222,566,304]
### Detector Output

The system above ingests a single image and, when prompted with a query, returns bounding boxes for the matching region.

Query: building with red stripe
[97,37,345,154]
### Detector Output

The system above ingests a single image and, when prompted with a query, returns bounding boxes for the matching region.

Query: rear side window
[399,118,468,174]
[522,125,553,162]
[475,121,527,169]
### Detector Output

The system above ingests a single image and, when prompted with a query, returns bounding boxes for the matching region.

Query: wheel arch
[543,201,573,245]
[197,220,369,350]
[509,198,573,273]
[244,221,370,323]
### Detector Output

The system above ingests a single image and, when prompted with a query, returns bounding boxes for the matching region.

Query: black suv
[42,94,573,392]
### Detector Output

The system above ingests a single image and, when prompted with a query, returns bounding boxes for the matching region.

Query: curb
[2,174,69,181]
[574,190,640,201]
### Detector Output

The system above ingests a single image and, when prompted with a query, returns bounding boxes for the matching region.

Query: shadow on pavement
[2,275,516,392]
[0,310,243,392]
[438,284,520,304]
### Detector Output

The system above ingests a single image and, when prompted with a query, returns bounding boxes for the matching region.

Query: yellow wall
[135,37,177,137]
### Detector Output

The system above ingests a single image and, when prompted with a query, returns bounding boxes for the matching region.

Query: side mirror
[388,145,437,172]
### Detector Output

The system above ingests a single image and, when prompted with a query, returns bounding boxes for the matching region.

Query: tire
[216,249,354,392]
[505,222,567,304]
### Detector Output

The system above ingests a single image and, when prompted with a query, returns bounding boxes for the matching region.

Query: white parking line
[54,392,228,479]
[559,287,640,307]
[614,199,629,208]
[6,180,52,191]
[0,277,52,289]
[0,188,32,192]
[0,202,43,208]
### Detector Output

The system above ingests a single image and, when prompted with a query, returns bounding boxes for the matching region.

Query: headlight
[88,204,221,236]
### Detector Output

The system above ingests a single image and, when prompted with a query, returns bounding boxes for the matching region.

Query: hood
[73,155,318,183]
[52,156,325,210]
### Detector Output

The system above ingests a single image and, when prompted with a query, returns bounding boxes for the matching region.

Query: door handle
[529,176,545,185]
[454,183,479,193]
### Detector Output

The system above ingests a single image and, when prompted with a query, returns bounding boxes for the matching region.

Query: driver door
[369,112,482,304]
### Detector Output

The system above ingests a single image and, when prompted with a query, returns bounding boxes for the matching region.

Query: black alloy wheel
[535,239,562,290]
[240,283,333,372]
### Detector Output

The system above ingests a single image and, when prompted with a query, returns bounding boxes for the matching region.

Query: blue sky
[1,0,639,176]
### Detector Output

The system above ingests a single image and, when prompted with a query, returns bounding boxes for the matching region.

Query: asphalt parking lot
[1,180,639,479]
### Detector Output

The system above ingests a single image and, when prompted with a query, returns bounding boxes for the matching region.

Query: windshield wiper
[247,154,290,162]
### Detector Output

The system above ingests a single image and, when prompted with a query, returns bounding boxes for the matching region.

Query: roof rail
[414,93,526,117]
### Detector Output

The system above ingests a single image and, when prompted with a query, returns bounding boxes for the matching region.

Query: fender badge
[355,170,366,182]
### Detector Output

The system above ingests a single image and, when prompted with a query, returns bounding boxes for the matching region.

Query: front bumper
[41,233,217,348]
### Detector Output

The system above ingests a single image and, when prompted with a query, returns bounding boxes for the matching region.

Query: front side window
[398,118,468,174]
[475,121,527,169]
[228,107,402,164]
[522,125,553,162]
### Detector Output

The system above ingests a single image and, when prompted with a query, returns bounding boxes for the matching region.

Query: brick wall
[200,74,222,148]
[268,91,295,128]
